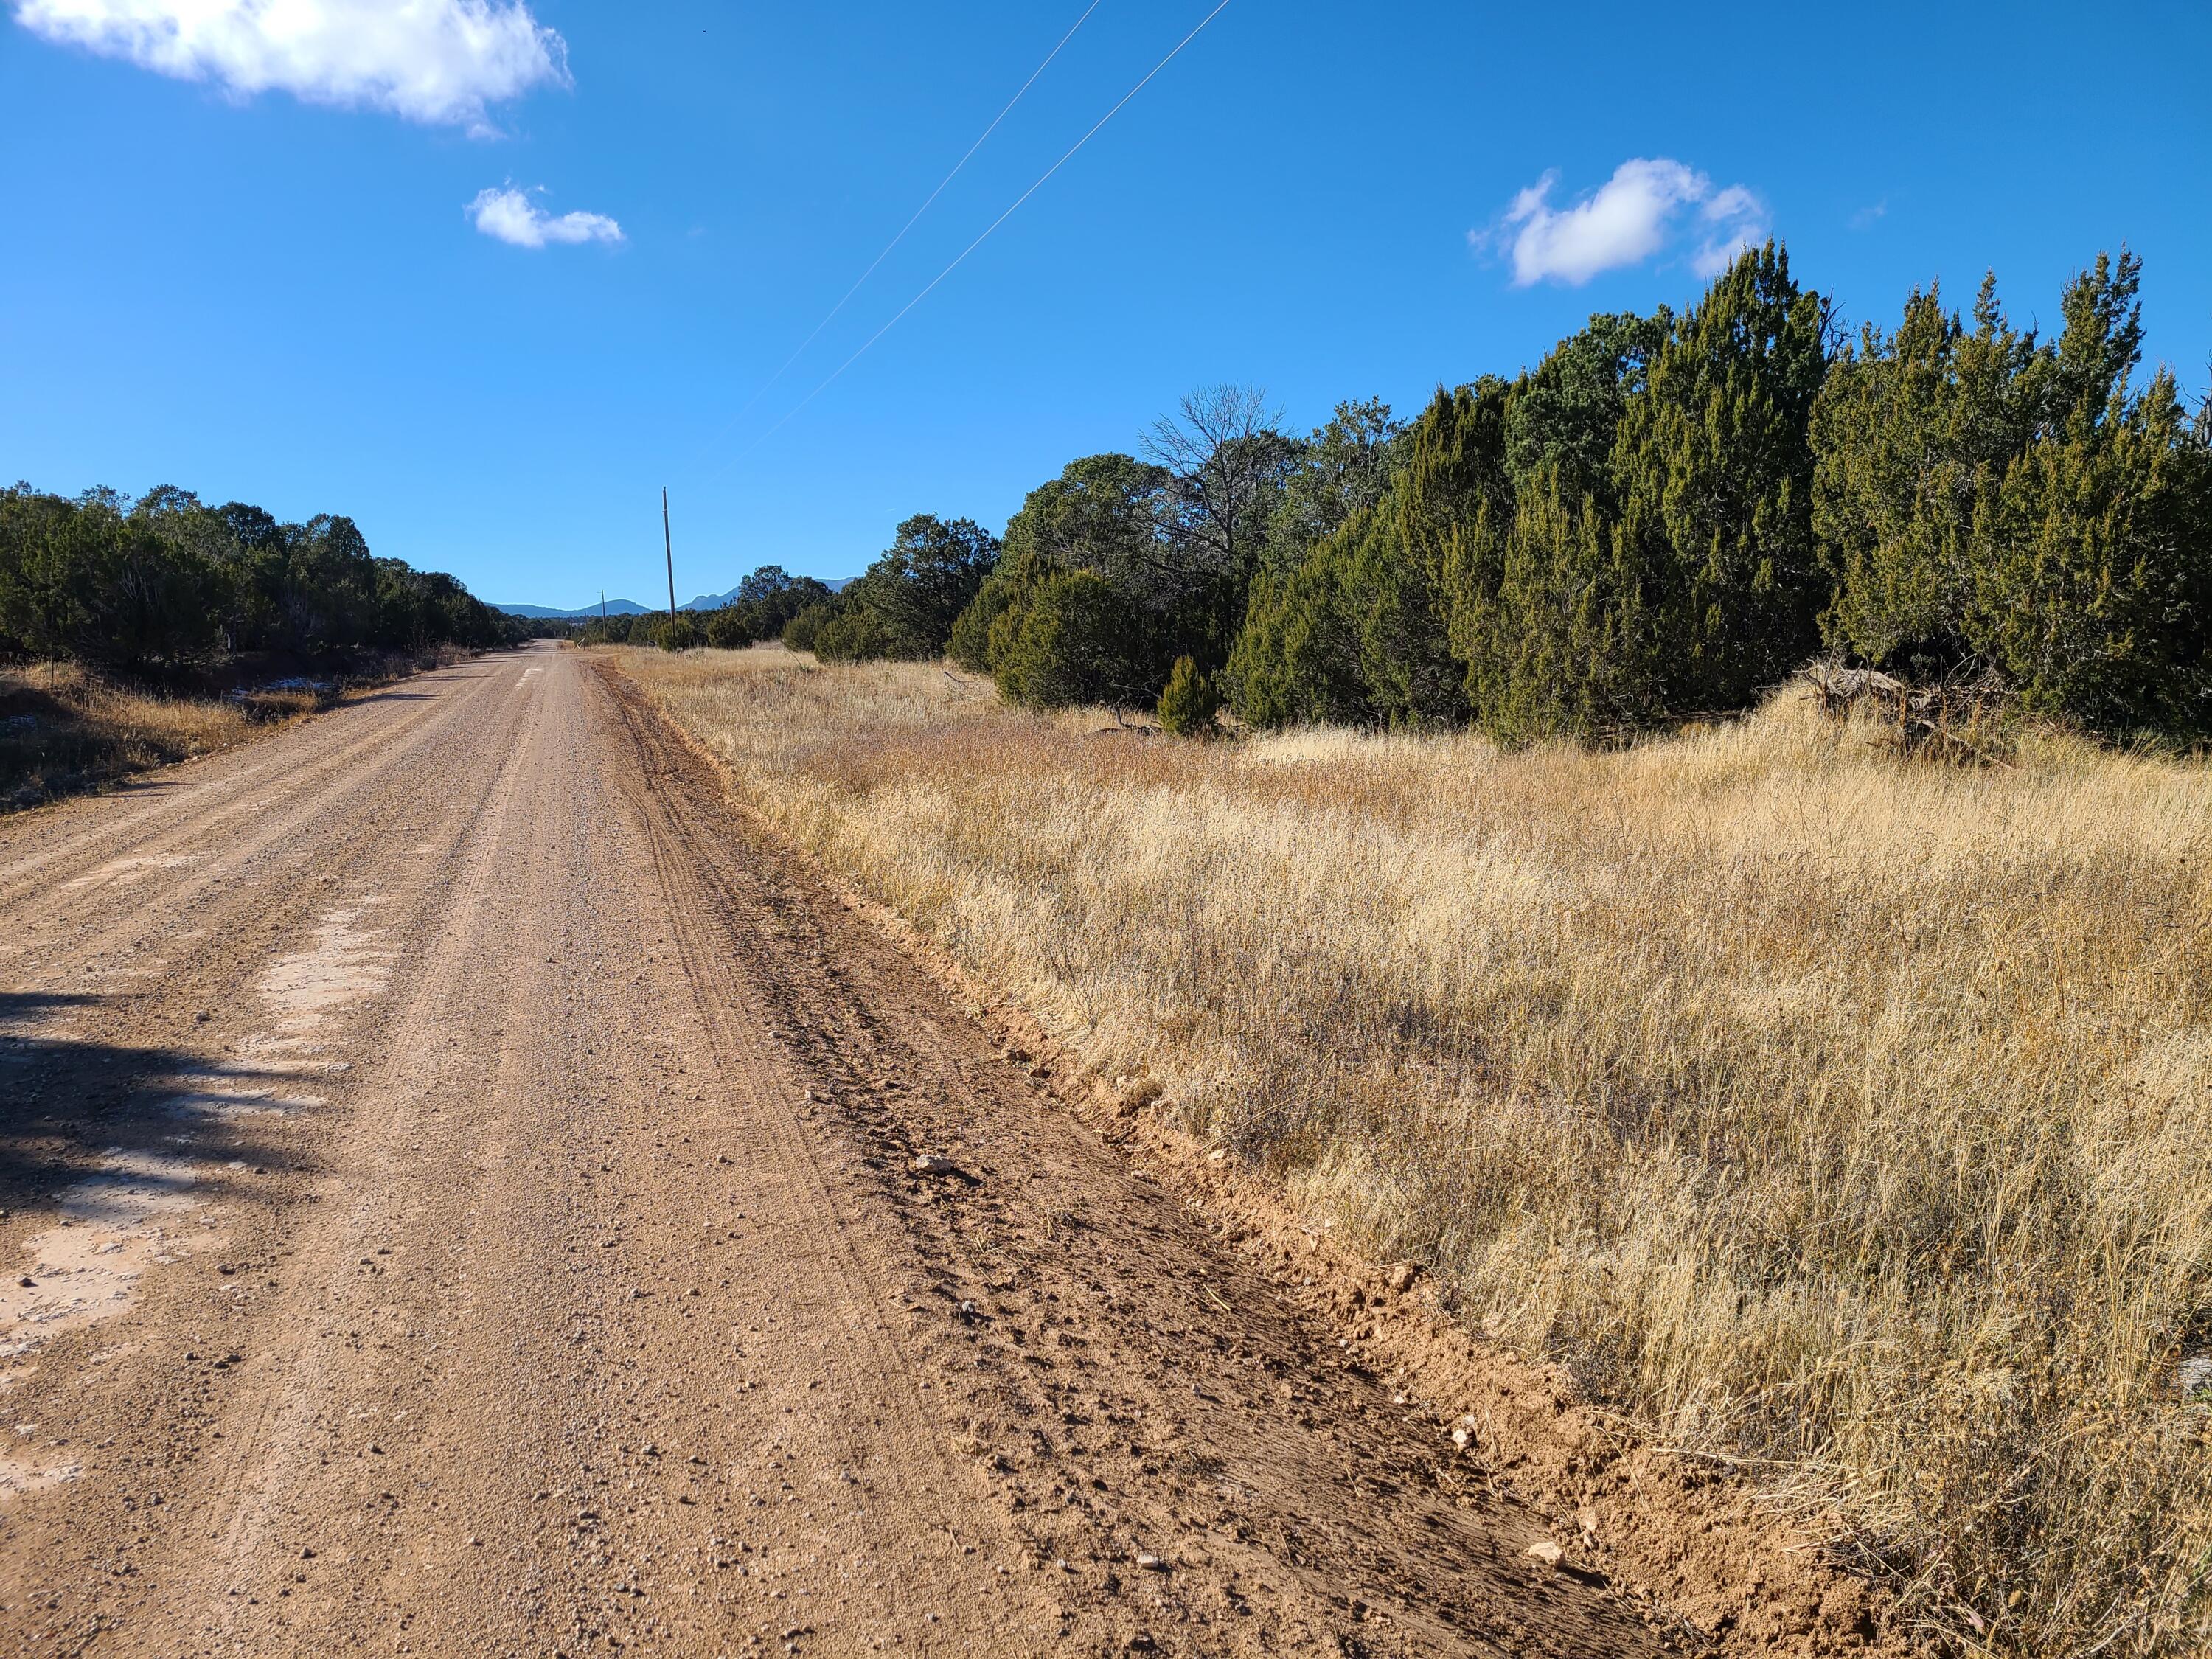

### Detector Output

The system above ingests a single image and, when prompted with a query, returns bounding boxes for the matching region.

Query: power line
[741,0,1236,457]
[706,0,1105,450]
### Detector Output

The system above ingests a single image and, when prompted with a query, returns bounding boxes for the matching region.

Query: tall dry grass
[0,661,279,808]
[0,654,457,810]
[617,643,2212,1656]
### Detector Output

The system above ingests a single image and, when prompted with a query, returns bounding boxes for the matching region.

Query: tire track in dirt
[0,659,498,900]
[0,660,521,967]
[0,655,556,1656]
[153,647,555,1650]
[606,679,1062,1649]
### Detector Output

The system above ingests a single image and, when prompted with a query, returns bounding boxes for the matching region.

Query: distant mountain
[680,577,856,611]
[495,599,654,619]
[497,578,854,621]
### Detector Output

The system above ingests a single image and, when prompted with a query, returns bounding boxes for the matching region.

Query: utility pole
[661,488,677,621]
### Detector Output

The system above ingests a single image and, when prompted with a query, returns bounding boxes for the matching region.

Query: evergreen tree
[1228,382,1510,728]
[1500,310,1669,501]
[780,600,836,655]
[838,515,1000,659]
[811,605,892,664]
[1456,476,1656,740]
[1155,655,1222,736]
[717,570,834,644]
[1815,250,2211,731]
[1608,242,1830,714]
[947,454,1185,700]
[3,483,505,671]
[987,568,1146,709]
[1340,382,1506,724]
[1261,398,1406,577]
[705,606,753,648]
[953,243,2210,742]
[1813,275,2045,674]
[1969,372,2208,727]
[947,575,1014,673]
[1443,248,1826,737]
[1222,534,1366,727]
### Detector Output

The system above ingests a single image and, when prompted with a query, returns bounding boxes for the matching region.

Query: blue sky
[5,1,2209,608]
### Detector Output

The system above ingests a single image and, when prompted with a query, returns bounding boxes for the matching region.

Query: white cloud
[12,0,568,132]
[1481,158,1769,287]
[1702,184,1760,223]
[1690,181,1770,277]
[467,185,621,248]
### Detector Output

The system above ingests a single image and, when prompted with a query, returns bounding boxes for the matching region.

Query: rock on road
[0,644,1674,1657]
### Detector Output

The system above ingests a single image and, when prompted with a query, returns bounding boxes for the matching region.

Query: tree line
[641,243,2212,741]
[0,483,521,676]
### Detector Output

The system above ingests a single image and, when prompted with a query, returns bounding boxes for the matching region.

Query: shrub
[812,605,892,664]
[780,601,835,655]
[1155,655,1222,736]
[704,606,753,650]
[989,568,1143,709]
[947,574,1015,672]
[1226,557,1361,727]
[655,614,698,651]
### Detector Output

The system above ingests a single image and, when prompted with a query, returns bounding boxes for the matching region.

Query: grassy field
[613,642,2212,1657]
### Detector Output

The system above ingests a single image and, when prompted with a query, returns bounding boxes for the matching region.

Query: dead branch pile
[1798,661,2014,766]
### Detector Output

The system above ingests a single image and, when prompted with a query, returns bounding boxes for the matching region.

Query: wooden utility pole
[662,489,678,621]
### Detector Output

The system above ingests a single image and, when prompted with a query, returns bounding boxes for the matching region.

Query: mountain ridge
[495,577,852,621]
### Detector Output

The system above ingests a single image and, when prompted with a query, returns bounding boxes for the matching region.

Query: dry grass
[616,642,2212,1657]
[0,653,458,810]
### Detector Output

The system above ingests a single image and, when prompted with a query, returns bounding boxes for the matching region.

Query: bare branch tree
[1141,383,1296,583]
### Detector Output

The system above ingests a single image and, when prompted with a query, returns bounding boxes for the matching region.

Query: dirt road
[0,644,1771,1656]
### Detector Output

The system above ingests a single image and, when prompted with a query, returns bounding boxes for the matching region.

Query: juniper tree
[950,453,1185,700]
[1224,517,1367,727]
[1155,655,1222,736]
[1815,251,2212,731]
[838,514,999,659]
[1448,317,1663,735]
[1606,242,1831,714]
[987,568,1147,709]
[1813,275,2045,673]
[705,606,753,649]
[1261,397,1407,577]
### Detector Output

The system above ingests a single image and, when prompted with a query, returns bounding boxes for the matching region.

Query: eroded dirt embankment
[0,644,1899,1657]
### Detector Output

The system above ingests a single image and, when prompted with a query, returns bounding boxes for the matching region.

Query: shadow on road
[0,990,328,1211]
